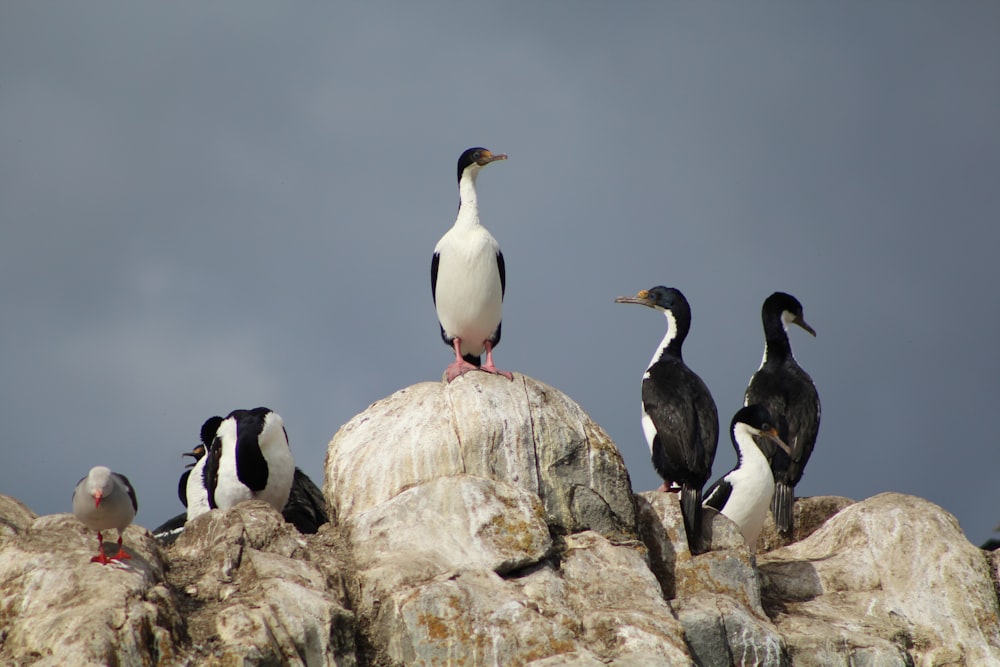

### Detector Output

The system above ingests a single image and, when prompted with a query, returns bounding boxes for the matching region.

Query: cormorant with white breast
[432,147,511,382]
[704,405,791,551]
[615,286,719,547]
[198,407,295,514]
[744,291,820,535]
[153,411,327,544]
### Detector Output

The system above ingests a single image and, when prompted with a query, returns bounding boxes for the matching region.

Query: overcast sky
[2,3,998,545]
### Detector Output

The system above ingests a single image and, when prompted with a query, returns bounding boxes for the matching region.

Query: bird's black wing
[643,362,717,486]
[431,252,440,305]
[703,475,733,512]
[116,472,139,512]
[497,250,505,299]
[689,371,719,477]
[282,468,330,534]
[178,470,191,507]
[204,435,223,509]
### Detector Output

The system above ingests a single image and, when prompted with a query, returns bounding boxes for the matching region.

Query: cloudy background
[2,4,998,544]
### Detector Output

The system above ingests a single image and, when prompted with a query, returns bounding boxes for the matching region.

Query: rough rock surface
[2,373,999,666]
[759,492,1000,666]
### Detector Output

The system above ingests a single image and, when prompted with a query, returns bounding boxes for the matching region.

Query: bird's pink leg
[444,338,480,383]
[481,341,513,380]
[90,531,112,565]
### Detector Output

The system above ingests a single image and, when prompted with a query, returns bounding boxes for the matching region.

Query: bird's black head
[457,147,507,183]
[732,404,791,456]
[200,416,224,449]
[732,404,776,434]
[615,286,691,319]
[763,291,815,336]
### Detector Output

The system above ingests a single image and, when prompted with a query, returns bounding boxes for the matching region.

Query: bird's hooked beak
[93,489,103,508]
[476,150,507,166]
[182,443,206,469]
[757,426,792,456]
[615,290,654,308]
[794,316,816,337]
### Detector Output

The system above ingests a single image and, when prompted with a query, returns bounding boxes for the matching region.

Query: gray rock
[0,511,181,667]
[759,492,1000,665]
[325,374,636,540]
[168,500,357,666]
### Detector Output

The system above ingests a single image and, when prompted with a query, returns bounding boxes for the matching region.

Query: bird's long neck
[761,311,793,366]
[455,172,481,228]
[648,310,687,369]
[732,423,769,472]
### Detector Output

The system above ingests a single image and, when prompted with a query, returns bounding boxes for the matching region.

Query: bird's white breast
[719,436,775,548]
[213,418,250,510]
[433,224,503,357]
[185,456,211,521]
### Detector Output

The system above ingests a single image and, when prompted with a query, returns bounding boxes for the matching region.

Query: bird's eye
[762,422,771,431]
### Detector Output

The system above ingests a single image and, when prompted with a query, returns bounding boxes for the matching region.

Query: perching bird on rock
[704,404,791,550]
[615,286,719,548]
[744,292,820,535]
[72,466,138,564]
[432,147,511,382]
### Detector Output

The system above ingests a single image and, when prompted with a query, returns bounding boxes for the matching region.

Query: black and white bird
[153,410,326,543]
[431,147,512,383]
[72,466,138,564]
[744,291,820,535]
[615,286,719,547]
[197,408,294,514]
[184,415,221,521]
[704,405,791,550]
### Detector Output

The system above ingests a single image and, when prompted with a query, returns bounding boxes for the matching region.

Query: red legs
[89,531,130,565]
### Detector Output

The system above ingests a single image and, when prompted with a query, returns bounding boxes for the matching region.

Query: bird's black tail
[771,481,794,534]
[681,484,702,550]
[462,354,481,367]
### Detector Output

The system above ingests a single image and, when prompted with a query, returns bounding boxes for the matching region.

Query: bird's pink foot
[112,549,131,561]
[480,363,514,380]
[481,341,513,380]
[445,359,480,383]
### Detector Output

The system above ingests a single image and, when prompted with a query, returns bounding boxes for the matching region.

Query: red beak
[93,489,103,508]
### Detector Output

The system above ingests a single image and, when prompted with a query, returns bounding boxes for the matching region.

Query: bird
[184,415,222,521]
[744,291,820,535]
[431,147,512,383]
[72,466,138,564]
[615,286,719,548]
[704,404,791,550]
[152,409,327,543]
[201,407,294,514]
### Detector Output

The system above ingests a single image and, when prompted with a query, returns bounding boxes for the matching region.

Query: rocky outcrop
[2,373,998,666]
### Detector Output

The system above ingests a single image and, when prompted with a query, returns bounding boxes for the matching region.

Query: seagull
[432,147,512,382]
[72,466,138,564]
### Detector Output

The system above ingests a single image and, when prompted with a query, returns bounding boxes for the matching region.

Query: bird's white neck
[456,171,482,228]
[646,310,679,371]
[733,423,771,472]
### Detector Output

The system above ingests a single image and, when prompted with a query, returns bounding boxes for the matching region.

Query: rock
[756,495,855,553]
[0,495,37,541]
[5,376,1000,666]
[167,500,357,666]
[325,374,636,540]
[759,492,1000,665]
[638,491,789,665]
[0,510,182,666]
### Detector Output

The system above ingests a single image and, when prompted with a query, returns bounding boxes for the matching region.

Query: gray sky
[2,3,999,544]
